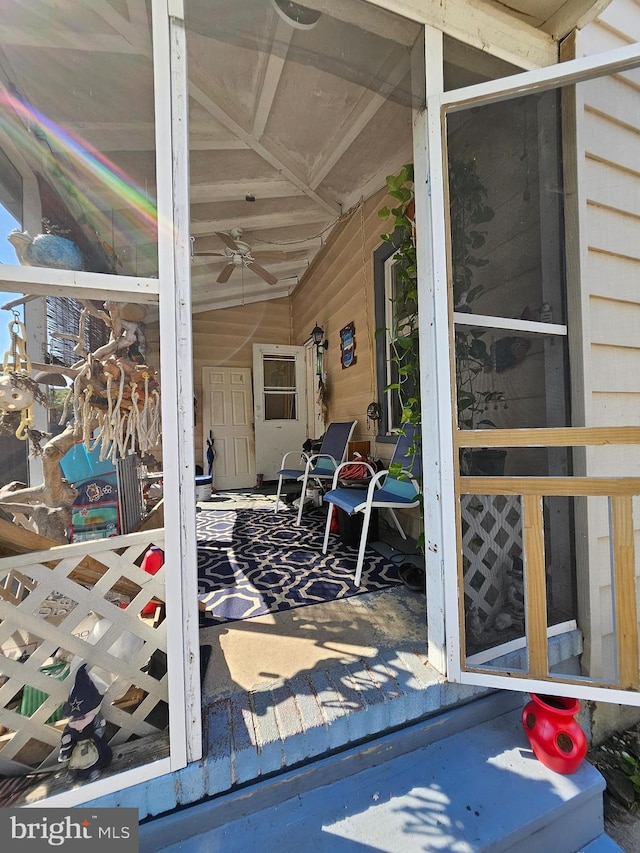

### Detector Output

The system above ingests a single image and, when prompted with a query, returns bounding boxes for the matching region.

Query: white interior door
[253,344,307,481]
[202,366,255,490]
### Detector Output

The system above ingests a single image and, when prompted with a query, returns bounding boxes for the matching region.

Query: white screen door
[253,343,307,481]
[429,41,640,705]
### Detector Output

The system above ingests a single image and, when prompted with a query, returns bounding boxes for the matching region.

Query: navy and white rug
[197,508,401,624]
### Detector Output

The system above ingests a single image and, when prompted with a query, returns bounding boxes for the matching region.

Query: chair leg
[274,475,284,513]
[322,504,334,554]
[295,472,308,526]
[354,507,372,587]
[387,508,407,540]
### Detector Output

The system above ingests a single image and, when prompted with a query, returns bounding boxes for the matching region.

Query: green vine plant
[378,164,420,435]
[378,157,501,490]
[378,164,423,550]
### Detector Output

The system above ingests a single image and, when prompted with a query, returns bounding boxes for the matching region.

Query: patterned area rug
[197,508,400,624]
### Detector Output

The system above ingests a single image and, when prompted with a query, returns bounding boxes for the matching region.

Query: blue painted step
[580,837,625,852]
[141,703,620,853]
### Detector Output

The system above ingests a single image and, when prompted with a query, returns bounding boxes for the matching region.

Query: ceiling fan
[193,228,286,285]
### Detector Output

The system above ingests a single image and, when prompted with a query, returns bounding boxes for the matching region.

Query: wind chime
[0,312,36,440]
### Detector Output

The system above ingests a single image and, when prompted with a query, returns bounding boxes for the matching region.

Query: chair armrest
[279,449,309,470]
[304,452,339,473]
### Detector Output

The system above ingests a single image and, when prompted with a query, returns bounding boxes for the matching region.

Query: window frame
[374,232,404,442]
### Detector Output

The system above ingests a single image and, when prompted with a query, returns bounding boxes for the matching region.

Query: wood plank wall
[575,2,640,677]
[291,189,388,457]
[192,298,292,468]
[146,298,292,471]
[291,186,422,537]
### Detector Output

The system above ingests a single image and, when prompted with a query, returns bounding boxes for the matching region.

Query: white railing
[0,530,167,775]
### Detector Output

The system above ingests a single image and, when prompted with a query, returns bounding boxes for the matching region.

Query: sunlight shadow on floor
[200,586,426,699]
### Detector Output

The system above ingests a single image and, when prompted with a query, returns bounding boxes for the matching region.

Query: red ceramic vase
[140,545,164,616]
[522,693,587,775]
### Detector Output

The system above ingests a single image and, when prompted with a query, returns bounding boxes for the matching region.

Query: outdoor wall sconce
[310,322,328,378]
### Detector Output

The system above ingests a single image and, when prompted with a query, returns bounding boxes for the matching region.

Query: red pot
[141,545,164,616]
[522,693,587,775]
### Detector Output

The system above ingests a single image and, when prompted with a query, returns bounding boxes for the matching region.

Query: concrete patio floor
[197,483,429,703]
[199,583,429,700]
[198,482,427,704]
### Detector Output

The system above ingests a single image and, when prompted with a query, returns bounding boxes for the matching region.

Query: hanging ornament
[0,313,35,439]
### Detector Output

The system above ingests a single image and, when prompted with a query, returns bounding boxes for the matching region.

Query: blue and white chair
[322,424,422,586]
[275,420,357,526]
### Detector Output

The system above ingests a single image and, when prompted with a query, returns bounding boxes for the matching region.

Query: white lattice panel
[461,494,523,623]
[0,530,167,774]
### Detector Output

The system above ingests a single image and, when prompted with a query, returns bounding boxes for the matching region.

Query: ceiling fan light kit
[192,228,282,286]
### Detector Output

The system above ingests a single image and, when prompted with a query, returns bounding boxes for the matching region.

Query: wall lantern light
[310,322,328,378]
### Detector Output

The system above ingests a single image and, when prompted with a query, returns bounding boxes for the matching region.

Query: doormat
[198,491,285,511]
[197,508,401,624]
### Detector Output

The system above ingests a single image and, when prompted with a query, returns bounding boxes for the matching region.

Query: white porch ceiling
[184,0,611,312]
[0,0,612,313]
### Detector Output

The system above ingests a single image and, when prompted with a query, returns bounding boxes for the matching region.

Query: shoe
[399,562,425,592]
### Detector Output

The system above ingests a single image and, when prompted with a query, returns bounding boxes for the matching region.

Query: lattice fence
[0,530,167,775]
[461,494,523,629]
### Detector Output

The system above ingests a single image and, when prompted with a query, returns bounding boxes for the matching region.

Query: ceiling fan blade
[194,251,225,257]
[216,263,235,283]
[215,231,240,251]
[251,250,287,261]
[247,261,278,285]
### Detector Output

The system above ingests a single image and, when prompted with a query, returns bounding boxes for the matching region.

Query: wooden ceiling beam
[22,0,150,53]
[89,0,151,55]
[310,49,410,190]
[61,122,155,152]
[541,0,613,40]
[357,0,558,69]
[189,71,340,216]
[0,26,142,54]
[191,259,307,278]
[252,19,294,141]
[190,139,250,151]
[296,0,421,46]
[191,282,295,314]
[190,209,330,237]
[190,179,303,205]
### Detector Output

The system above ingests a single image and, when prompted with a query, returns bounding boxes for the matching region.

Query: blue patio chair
[275,420,357,526]
[322,424,422,586]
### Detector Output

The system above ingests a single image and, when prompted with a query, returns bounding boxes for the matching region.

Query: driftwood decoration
[34,301,160,463]
[0,299,161,542]
[0,424,79,542]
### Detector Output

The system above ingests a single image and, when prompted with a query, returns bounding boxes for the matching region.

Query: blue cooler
[195,474,212,501]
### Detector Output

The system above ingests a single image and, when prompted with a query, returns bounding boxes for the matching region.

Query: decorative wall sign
[339,322,356,369]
